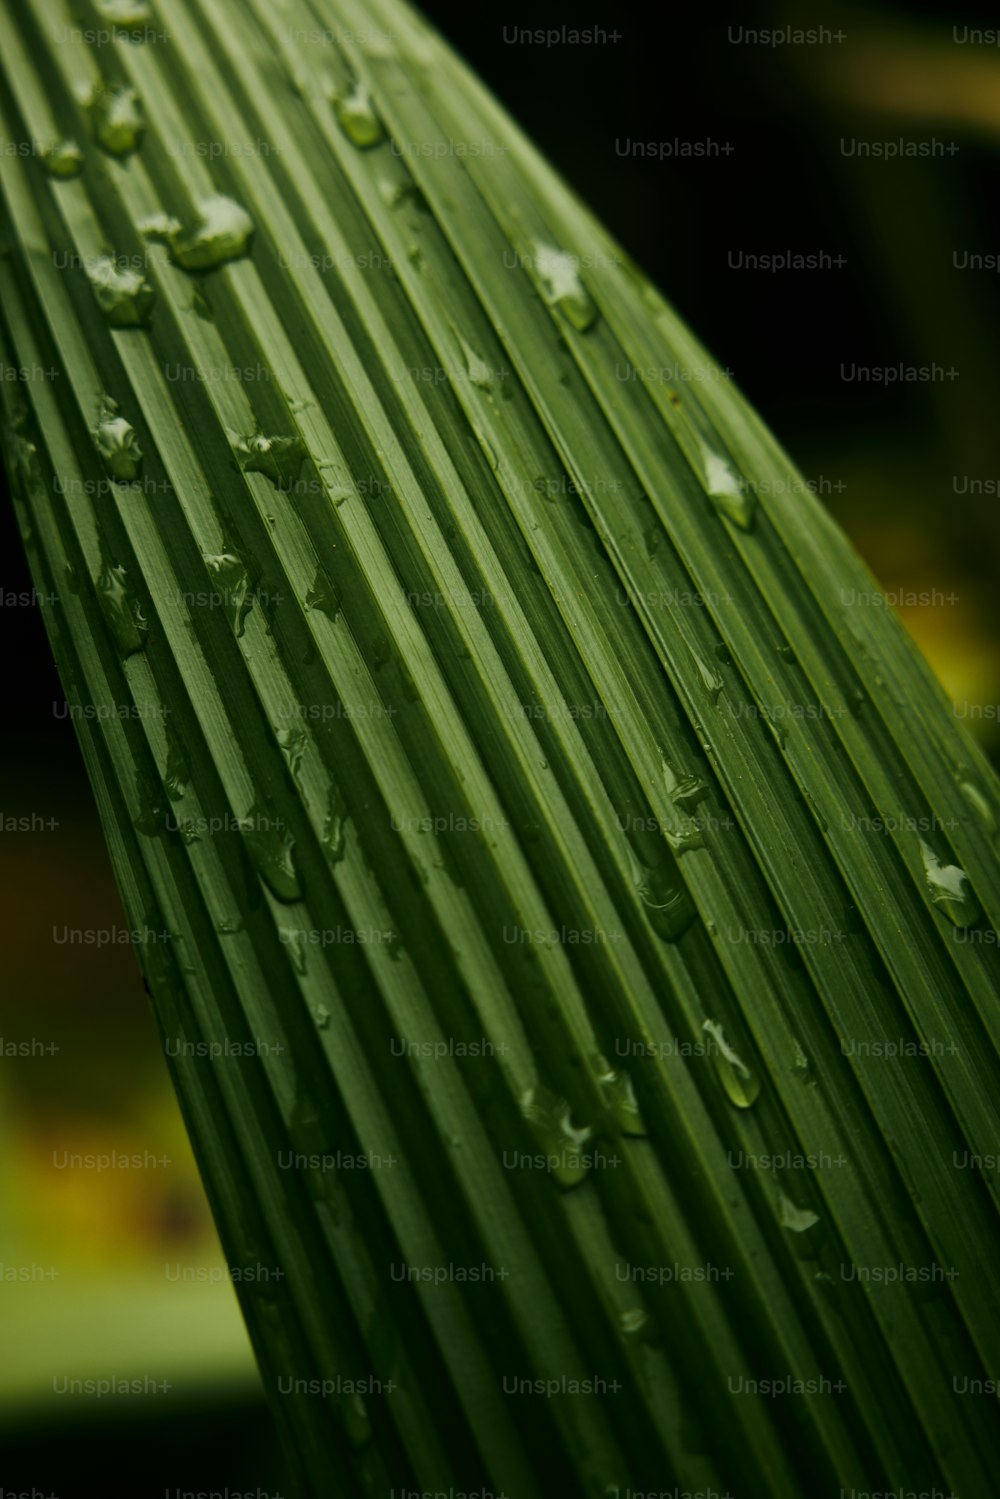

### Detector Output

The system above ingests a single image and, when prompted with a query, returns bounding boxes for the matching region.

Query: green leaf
[1,0,999,1495]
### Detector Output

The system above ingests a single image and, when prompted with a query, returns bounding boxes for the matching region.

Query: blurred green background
[2,0,999,1493]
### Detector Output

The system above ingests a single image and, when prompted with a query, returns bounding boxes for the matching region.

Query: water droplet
[312,1004,330,1029]
[777,1189,821,1243]
[520,1084,593,1188]
[620,1308,648,1336]
[702,1018,760,1108]
[663,818,704,855]
[86,255,154,327]
[958,780,997,836]
[371,634,391,670]
[164,723,190,799]
[377,175,411,209]
[919,839,980,928]
[93,395,142,479]
[202,552,254,636]
[134,767,168,836]
[532,242,598,331]
[146,195,253,271]
[333,80,385,148]
[89,85,145,156]
[626,846,695,942]
[699,443,755,530]
[661,756,708,807]
[95,0,153,29]
[592,1053,647,1136]
[41,139,83,178]
[791,1038,811,1080]
[280,925,308,974]
[690,647,723,703]
[216,915,242,934]
[457,335,493,391]
[231,431,305,489]
[322,784,348,866]
[305,566,341,620]
[96,553,147,656]
[139,210,182,240]
[276,726,306,781]
[240,803,301,902]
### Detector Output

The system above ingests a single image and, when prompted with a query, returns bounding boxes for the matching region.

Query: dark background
[2,0,999,1493]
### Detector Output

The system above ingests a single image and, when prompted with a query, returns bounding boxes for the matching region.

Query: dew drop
[133,768,168,837]
[702,1018,760,1108]
[95,0,152,27]
[520,1084,593,1188]
[690,647,723,704]
[322,784,348,866]
[41,139,83,178]
[791,1038,811,1080]
[164,722,190,800]
[276,726,306,781]
[592,1053,647,1136]
[93,395,142,480]
[532,241,598,331]
[377,175,410,209]
[89,85,145,156]
[305,566,341,620]
[280,925,308,974]
[148,195,253,271]
[776,1192,816,1243]
[626,846,696,942]
[96,553,147,656]
[86,255,154,327]
[231,431,305,490]
[240,802,301,901]
[919,839,981,928]
[661,756,708,807]
[216,916,242,934]
[620,1308,648,1337]
[457,336,493,391]
[312,1004,331,1030]
[663,818,704,855]
[202,551,254,636]
[139,210,182,240]
[334,80,385,148]
[699,443,755,530]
